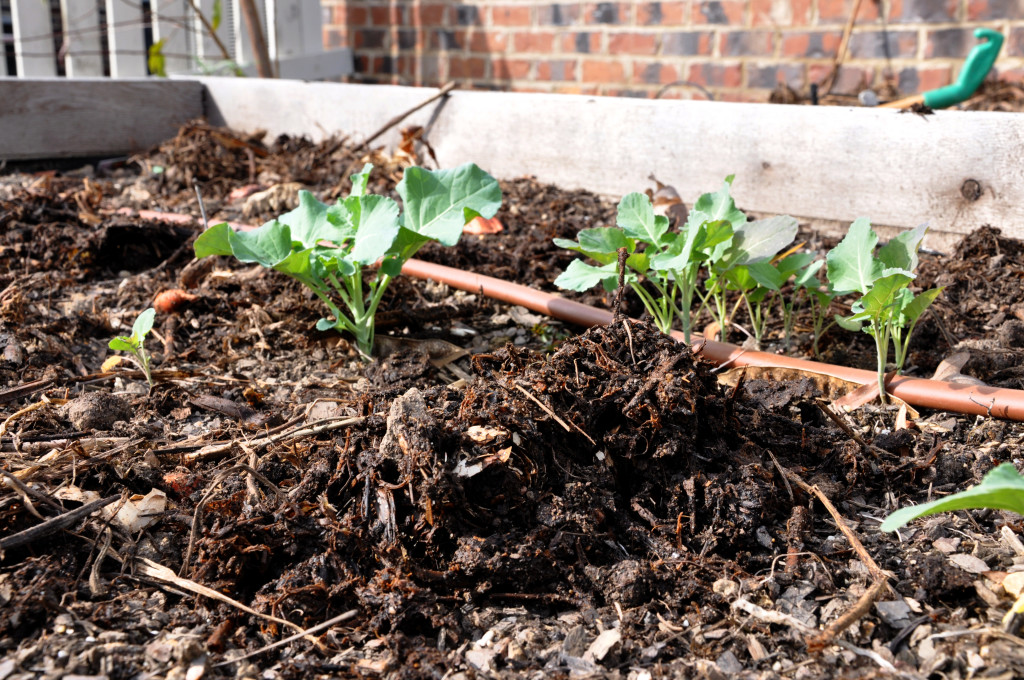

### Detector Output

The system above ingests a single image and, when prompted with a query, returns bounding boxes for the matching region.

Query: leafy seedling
[554,193,680,337]
[826,219,943,403]
[194,163,501,358]
[881,463,1024,532]
[108,307,157,388]
[695,179,798,343]
[554,178,796,345]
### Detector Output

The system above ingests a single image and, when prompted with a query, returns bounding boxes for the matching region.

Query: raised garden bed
[3,80,1024,679]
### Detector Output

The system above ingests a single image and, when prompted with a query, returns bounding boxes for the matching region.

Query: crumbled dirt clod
[63,391,131,430]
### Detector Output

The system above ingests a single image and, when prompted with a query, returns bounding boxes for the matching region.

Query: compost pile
[2,123,1024,680]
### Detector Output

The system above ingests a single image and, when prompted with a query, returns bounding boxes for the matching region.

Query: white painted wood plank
[152,0,191,74]
[235,49,351,79]
[199,79,1024,245]
[60,0,104,76]
[0,79,203,159]
[11,0,58,76]
[105,0,148,77]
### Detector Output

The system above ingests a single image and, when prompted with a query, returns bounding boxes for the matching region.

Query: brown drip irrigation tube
[131,210,1024,420]
[401,258,1024,421]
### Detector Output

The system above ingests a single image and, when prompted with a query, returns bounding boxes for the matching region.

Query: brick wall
[322,0,1024,102]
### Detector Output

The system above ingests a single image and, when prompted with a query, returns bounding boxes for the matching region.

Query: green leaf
[279,191,350,248]
[346,194,401,264]
[148,39,167,77]
[108,336,139,352]
[398,164,502,246]
[616,193,668,246]
[794,259,825,289]
[747,260,786,291]
[775,252,815,281]
[878,223,929,273]
[693,178,746,230]
[857,273,913,319]
[131,308,156,341]
[826,218,884,295]
[881,463,1024,532]
[577,227,632,255]
[731,215,798,265]
[225,220,295,268]
[349,163,373,198]
[835,314,864,332]
[898,287,943,325]
[193,222,235,258]
[211,0,222,30]
[724,264,758,292]
[553,260,620,292]
[698,219,735,264]
[194,221,293,268]
[380,256,404,278]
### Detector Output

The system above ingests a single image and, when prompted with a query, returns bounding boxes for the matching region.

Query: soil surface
[2,122,1024,680]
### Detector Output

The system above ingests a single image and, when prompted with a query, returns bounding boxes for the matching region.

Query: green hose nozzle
[923,28,1004,109]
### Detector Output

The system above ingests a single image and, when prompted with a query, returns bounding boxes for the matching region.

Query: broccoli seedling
[108,307,156,388]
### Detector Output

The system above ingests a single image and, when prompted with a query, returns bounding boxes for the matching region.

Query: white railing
[1,0,352,79]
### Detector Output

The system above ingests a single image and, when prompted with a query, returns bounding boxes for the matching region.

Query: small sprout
[108,307,156,388]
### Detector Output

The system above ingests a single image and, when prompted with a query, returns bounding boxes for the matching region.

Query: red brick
[346,5,368,25]
[513,31,557,52]
[633,61,679,84]
[582,59,626,83]
[966,0,1022,20]
[449,56,487,79]
[752,0,813,26]
[490,5,532,26]
[687,62,742,87]
[585,2,627,24]
[639,1,687,24]
[469,30,509,52]
[494,58,533,79]
[692,1,745,25]
[536,59,577,81]
[413,4,448,26]
[397,55,416,79]
[818,0,879,22]
[829,65,875,94]
[720,30,775,56]
[781,30,841,57]
[918,66,952,90]
[369,5,402,25]
[353,29,387,49]
[562,32,601,52]
[608,32,658,54]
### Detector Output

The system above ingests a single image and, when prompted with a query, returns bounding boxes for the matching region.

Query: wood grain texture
[0,79,203,160]
[201,79,1024,243]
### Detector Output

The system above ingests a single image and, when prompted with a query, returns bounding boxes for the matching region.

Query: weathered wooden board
[202,78,1024,246]
[7,77,1024,248]
[0,80,204,160]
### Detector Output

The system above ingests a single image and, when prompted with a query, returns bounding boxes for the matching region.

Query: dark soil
[2,122,1024,680]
